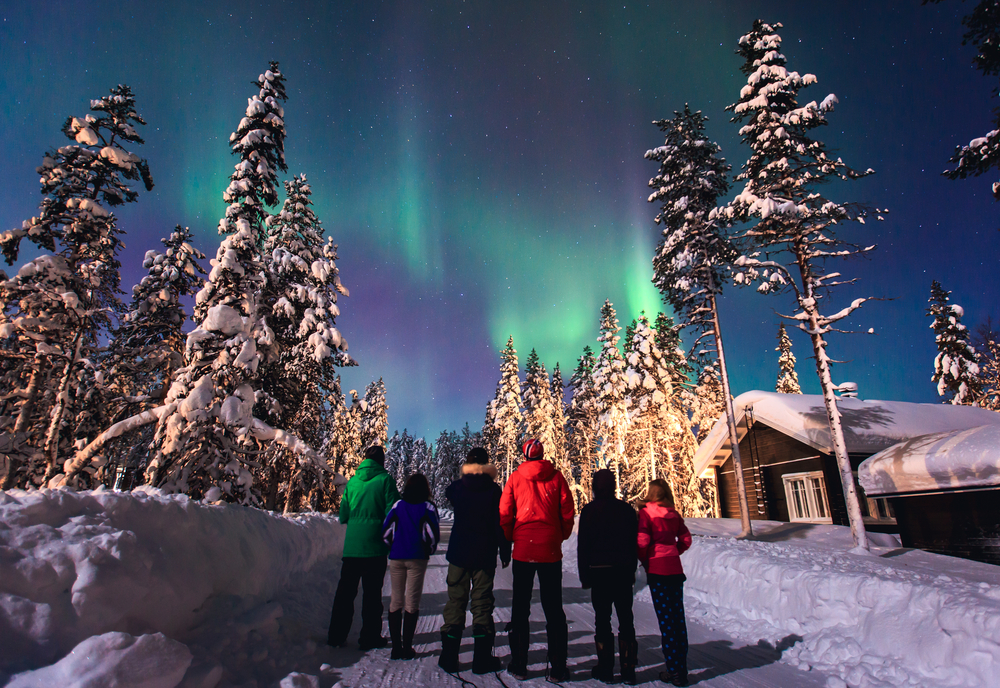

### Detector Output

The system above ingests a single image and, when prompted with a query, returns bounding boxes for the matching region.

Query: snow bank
[0,487,344,685]
[679,518,1000,688]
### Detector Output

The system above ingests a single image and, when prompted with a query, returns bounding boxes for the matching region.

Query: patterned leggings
[647,573,688,674]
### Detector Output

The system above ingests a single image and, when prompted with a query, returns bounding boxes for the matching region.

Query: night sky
[2,2,998,440]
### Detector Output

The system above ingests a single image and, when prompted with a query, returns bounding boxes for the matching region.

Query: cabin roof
[858,424,1000,496]
[692,391,1000,478]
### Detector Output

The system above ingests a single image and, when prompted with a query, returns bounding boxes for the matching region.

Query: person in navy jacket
[438,447,511,675]
[382,473,440,659]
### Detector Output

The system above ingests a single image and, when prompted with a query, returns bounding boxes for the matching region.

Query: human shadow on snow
[656,634,804,685]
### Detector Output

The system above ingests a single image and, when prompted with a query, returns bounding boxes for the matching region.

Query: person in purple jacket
[382,473,441,659]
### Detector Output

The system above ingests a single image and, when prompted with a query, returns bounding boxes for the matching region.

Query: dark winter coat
[382,499,441,560]
[339,459,401,558]
[499,459,575,563]
[445,462,512,570]
[577,492,638,589]
[637,502,692,576]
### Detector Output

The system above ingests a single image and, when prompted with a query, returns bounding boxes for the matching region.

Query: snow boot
[659,669,689,687]
[388,610,404,659]
[591,633,615,683]
[546,621,570,683]
[619,634,638,685]
[506,622,529,679]
[358,634,390,651]
[439,630,462,673]
[472,625,502,674]
[401,611,419,659]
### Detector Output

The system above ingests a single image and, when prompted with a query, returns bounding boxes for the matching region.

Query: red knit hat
[521,438,544,460]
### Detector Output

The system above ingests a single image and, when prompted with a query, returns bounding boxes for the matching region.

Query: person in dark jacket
[382,473,440,660]
[499,438,575,682]
[328,445,401,650]
[577,469,639,684]
[438,447,511,675]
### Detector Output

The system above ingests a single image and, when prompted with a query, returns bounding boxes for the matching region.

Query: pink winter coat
[637,502,692,576]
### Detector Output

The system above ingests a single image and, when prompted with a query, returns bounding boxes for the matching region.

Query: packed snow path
[326,521,831,688]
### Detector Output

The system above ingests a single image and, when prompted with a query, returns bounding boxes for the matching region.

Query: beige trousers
[388,559,429,613]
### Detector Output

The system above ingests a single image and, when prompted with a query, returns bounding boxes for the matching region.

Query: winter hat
[592,469,616,499]
[466,447,489,464]
[364,445,386,466]
[521,438,544,460]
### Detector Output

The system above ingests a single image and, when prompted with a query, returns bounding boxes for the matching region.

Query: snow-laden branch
[56,402,179,486]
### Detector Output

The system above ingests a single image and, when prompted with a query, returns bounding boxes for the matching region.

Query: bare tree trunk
[1,364,44,489]
[801,296,870,552]
[43,329,84,484]
[708,289,753,538]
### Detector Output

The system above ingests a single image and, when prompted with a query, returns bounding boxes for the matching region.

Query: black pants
[589,567,635,641]
[510,560,566,631]
[648,573,688,674]
[328,555,388,645]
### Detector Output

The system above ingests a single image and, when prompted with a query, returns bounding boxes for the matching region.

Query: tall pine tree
[592,300,631,497]
[775,323,802,394]
[928,281,982,405]
[722,21,881,550]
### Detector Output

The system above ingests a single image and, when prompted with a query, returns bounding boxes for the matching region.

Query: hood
[516,458,556,482]
[353,459,387,482]
[461,462,498,480]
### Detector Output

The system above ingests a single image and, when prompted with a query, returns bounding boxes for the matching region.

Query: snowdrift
[678,519,1000,688]
[0,487,344,686]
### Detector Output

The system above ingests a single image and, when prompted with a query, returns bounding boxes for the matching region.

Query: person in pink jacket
[637,479,692,687]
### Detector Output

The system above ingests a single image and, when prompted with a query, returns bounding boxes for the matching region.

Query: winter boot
[506,622,529,679]
[401,611,419,659]
[619,634,638,685]
[659,669,689,687]
[472,625,503,674]
[388,610,404,659]
[546,621,570,683]
[438,630,462,673]
[591,633,615,683]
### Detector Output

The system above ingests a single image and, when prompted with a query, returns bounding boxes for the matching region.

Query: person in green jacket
[328,445,401,649]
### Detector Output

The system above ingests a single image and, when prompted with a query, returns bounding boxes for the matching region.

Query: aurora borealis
[2,2,998,439]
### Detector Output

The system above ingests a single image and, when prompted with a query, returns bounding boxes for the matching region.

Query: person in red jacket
[499,438,575,682]
[637,479,693,687]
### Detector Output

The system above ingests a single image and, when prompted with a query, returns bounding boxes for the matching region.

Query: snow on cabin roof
[692,390,1000,478]
[858,424,1000,496]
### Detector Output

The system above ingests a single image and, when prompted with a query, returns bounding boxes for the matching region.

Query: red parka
[637,502,692,576]
[499,459,575,563]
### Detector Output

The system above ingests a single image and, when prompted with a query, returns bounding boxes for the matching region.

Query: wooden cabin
[859,425,1000,565]
[693,391,1000,535]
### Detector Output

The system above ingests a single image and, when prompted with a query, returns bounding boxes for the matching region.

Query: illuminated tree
[522,349,558,461]
[485,336,523,483]
[567,346,599,509]
[592,300,631,496]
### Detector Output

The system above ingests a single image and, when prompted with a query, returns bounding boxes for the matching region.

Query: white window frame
[782,471,833,524]
[852,471,897,524]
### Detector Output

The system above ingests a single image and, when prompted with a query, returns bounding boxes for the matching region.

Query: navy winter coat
[577,490,638,589]
[445,462,512,570]
[382,499,440,560]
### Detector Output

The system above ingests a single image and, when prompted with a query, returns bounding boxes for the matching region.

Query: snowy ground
[2,489,999,688]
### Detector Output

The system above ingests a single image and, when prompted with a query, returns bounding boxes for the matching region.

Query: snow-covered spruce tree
[775,323,802,394]
[486,336,523,483]
[623,315,672,502]
[0,85,154,489]
[72,64,328,502]
[592,300,631,497]
[385,429,404,487]
[106,226,206,419]
[686,362,725,443]
[653,312,692,395]
[432,430,463,507]
[549,362,570,481]
[645,103,750,532]
[926,0,1000,199]
[927,281,982,405]
[973,320,1000,411]
[359,378,389,450]
[522,349,558,459]
[720,21,883,551]
[567,346,599,509]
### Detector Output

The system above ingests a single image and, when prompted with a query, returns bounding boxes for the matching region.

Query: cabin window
[782,471,833,523]
[853,472,897,524]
